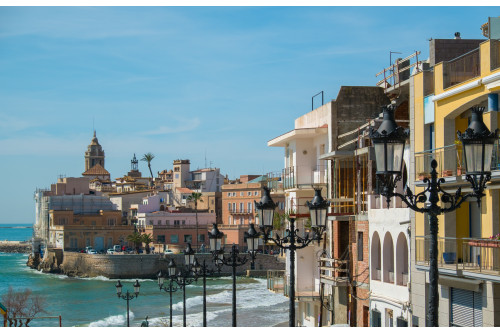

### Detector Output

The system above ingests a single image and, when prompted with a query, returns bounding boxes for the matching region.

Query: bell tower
[84,130,105,172]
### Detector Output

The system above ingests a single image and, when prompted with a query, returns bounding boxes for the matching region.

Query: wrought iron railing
[415,236,500,276]
[282,165,328,190]
[415,141,500,181]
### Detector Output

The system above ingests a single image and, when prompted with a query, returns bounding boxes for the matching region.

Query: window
[240,217,243,225]
[182,220,186,225]
[371,310,381,327]
[240,192,244,196]
[107,218,116,226]
[166,220,170,226]
[157,220,162,225]
[229,216,232,225]
[184,235,192,243]
[254,191,258,196]
[233,192,236,197]
[174,220,180,226]
[248,202,252,212]
[58,218,67,225]
[240,203,244,213]
[148,220,154,226]
[198,234,205,242]
[228,193,231,197]
[171,235,178,243]
[157,235,165,243]
[396,317,408,327]
[228,203,231,211]
[358,232,363,261]
[232,203,236,212]
[248,191,251,196]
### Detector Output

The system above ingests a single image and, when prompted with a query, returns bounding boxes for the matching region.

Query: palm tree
[187,192,203,251]
[141,153,155,186]
[141,233,153,254]
[127,232,143,254]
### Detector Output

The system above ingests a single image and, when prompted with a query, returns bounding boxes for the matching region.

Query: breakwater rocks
[29,249,286,279]
[0,241,31,253]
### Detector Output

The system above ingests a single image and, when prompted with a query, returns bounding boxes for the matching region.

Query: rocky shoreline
[0,241,31,254]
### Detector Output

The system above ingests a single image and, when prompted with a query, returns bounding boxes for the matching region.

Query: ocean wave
[88,311,134,327]
[149,307,223,327]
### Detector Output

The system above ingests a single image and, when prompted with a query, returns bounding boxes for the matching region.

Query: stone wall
[38,250,285,279]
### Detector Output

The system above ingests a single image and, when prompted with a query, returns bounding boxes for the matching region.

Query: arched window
[396,232,409,286]
[383,232,394,283]
[371,232,381,281]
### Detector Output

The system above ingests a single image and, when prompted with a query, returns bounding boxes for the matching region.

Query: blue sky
[0,6,498,223]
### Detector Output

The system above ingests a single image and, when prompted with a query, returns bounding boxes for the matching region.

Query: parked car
[87,249,97,254]
[113,245,122,252]
[107,249,114,254]
[164,249,174,255]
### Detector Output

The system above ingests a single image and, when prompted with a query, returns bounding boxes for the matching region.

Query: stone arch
[383,232,394,283]
[396,232,409,286]
[371,232,381,281]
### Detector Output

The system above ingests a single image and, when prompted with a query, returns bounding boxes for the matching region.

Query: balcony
[319,254,349,286]
[384,270,394,284]
[372,268,381,281]
[415,141,500,181]
[415,236,500,281]
[267,270,285,294]
[282,165,327,190]
[443,48,480,89]
[229,209,253,215]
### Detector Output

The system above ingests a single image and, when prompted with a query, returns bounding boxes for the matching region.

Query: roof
[248,175,267,183]
[268,127,328,147]
[175,187,194,194]
[82,163,110,176]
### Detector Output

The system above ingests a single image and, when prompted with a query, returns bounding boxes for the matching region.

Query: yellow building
[48,209,133,251]
[411,38,500,326]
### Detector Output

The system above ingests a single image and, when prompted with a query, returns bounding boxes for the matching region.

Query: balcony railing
[416,236,500,278]
[229,209,253,215]
[282,165,327,190]
[384,270,394,283]
[398,272,409,286]
[444,48,480,89]
[267,270,285,294]
[372,268,381,281]
[319,250,349,285]
[415,141,500,181]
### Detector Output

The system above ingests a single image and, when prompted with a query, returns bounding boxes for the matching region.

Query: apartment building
[410,35,500,326]
[220,175,284,247]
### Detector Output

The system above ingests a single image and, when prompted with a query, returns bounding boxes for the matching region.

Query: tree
[140,153,155,186]
[127,232,143,254]
[1,287,46,327]
[141,233,153,254]
[187,192,203,251]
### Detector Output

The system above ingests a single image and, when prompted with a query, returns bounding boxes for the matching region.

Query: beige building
[48,209,132,251]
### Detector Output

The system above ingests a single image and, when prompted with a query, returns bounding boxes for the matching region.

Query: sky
[0,6,499,223]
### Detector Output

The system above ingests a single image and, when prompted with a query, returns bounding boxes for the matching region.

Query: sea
[0,223,289,327]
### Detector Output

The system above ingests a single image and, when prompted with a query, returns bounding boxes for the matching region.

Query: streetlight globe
[245,223,260,253]
[133,280,141,296]
[157,270,165,287]
[168,258,177,277]
[458,106,498,175]
[115,280,123,297]
[255,186,277,228]
[184,243,195,267]
[306,188,329,228]
[208,223,224,252]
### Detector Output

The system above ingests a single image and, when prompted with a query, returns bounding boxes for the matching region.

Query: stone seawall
[0,241,31,253]
[37,250,285,279]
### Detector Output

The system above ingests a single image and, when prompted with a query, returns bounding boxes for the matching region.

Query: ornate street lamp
[192,257,219,327]
[244,223,260,269]
[255,186,328,327]
[157,269,178,327]
[370,104,497,326]
[208,223,257,327]
[115,280,140,327]
[168,244,198,327]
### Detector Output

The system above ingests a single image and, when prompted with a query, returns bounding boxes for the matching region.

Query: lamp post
[191,258,219,327]
[207,223,259,327]
[168,243,198,327]
[157,267,178,327]
[255,187,328,327]
[370,104,497,327]
[115,279,141,327]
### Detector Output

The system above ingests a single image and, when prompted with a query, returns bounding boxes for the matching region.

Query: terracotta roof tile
[82,163,110,176]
